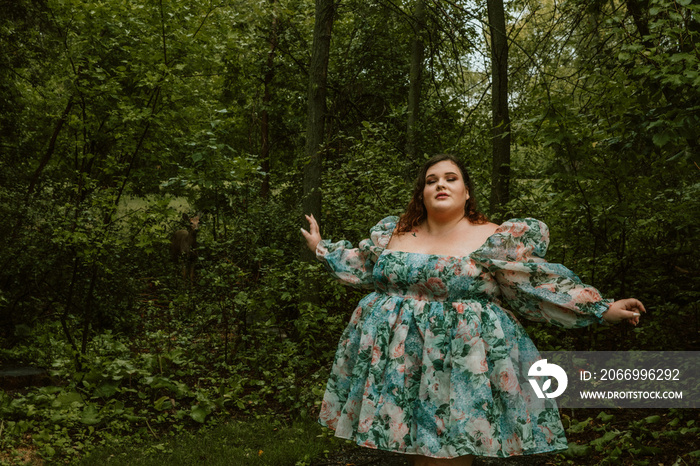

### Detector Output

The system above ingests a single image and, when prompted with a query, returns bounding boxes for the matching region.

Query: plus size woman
[301,154,645,466]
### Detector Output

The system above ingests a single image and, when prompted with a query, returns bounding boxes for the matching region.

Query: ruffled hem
[318,420,569,458]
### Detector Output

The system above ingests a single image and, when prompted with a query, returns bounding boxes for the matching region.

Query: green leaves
[189,404,210,423]
[53,391,83,408]
[559,409,700,464]
[563,442,591,457]
[80,404,102,425]
[652,131,673,148]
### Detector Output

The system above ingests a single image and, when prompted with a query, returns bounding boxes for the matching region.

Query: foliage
[0,0,697,462]
[0,262,345,462]
[556,408,700,465]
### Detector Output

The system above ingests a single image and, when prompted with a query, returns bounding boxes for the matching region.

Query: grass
[77,415,347,466]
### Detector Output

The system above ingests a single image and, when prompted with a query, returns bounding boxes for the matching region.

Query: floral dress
[316,216,611,458]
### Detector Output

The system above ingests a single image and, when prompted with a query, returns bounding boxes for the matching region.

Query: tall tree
[406,0,426,160]
[260,0,279,199]
[301,0,335,260]
[486,0,510,218]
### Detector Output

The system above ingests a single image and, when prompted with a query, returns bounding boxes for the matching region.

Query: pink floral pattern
[316,217,611,458]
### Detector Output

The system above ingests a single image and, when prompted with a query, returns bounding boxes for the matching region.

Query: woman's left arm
[473,218,648,329]
[601,298,646,325]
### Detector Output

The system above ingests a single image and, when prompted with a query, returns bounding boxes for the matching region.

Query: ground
[312,447,557,465]
[312,408,700,466]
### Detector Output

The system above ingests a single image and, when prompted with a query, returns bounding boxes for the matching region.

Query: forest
[0,0,698,464]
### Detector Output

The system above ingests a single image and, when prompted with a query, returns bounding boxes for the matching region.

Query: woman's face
[422,160,470,218]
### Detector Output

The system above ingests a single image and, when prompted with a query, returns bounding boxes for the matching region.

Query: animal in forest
[171,212,202,281]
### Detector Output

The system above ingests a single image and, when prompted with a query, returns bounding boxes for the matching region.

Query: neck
[424,212,466,235]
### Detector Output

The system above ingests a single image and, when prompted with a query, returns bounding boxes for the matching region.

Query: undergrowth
[0,261,350,464]
[76,415,346,466]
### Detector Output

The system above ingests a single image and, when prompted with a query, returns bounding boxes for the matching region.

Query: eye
[426,179,436,185]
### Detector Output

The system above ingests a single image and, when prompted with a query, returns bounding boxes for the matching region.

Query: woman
[301,154,644,466]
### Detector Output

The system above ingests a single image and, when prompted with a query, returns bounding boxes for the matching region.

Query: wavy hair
[396,154,488,233]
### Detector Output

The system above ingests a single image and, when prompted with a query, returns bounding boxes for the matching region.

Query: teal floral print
[316,217,611,458]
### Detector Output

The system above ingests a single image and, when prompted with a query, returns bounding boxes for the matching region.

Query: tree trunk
[406,0,426,161]
[26,97,74,200]
[301,0,335,261]
[261,0,278,200]
[487,0,511,219]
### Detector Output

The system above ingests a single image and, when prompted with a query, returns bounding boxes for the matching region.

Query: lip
[436,193,449,199]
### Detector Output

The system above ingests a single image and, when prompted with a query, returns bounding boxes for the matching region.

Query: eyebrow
[426,171,460,178]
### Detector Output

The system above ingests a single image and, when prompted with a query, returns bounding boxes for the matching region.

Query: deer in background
[171,212,202,282]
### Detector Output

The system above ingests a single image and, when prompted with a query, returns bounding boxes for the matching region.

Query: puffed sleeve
[316,216,398,289]
[472,218,612,328]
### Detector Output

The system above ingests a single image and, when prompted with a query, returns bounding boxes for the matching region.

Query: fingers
[629,298,646,314]
[623,299,645,325]
[304,213,319,234]
[301,214,321,252]
[606,298,647,326]
[300,226,315,240]
[622,299,645,326]
[621,309,640,326]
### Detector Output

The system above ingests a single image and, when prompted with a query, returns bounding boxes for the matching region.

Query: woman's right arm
[301,214,321,252]
[301,215,397,289]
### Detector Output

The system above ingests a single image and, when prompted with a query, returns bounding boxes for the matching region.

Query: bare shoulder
[386,225,415,249]
[478,221,500,236]
[464,220,500,244]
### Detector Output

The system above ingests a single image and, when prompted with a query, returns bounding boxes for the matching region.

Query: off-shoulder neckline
[380,249,484,260]
[381,221,509,259]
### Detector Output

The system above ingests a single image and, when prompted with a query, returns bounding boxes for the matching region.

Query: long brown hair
[396,154,487,233]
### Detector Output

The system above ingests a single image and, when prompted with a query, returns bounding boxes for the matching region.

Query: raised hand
[300,214,322,253]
